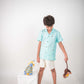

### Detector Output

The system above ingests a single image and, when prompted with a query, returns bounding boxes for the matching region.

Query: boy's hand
[37,56,40,63]
[64,56,68,62]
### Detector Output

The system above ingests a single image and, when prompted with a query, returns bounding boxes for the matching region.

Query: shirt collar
[45,28,54,35]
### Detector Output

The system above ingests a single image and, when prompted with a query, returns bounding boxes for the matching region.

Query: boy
[37,15,68,84]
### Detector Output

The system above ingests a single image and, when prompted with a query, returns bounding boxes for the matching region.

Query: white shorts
[40,59,55,70]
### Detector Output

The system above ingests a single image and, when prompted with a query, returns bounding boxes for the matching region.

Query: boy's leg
[38,59,46,84]
[38,67,45,84]
[46,60,56,84]
[51,68,56,84]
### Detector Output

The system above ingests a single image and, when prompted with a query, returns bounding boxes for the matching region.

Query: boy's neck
[47,28,53,32]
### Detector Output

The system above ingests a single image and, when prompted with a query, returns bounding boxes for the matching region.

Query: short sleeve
[56,31,63,43]
[37,30,43,41]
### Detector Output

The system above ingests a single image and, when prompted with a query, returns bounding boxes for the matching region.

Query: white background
[0,0,84,84]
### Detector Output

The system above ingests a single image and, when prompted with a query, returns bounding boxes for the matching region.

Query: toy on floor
[24,60,35,75]
[63,61,72,78]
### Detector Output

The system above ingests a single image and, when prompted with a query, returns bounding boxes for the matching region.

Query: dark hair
[43,15,55,26]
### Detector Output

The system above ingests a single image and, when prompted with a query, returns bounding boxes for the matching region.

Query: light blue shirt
[37,28,63,60]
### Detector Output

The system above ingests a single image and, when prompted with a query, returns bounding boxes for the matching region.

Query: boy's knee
[51,68,55,72]
[39,67,45,72]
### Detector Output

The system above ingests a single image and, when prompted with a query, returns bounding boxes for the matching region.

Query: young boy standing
[37,15,68,84]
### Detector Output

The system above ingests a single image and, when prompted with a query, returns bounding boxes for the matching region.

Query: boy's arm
[58,42,68,62]
[37,41,41,63]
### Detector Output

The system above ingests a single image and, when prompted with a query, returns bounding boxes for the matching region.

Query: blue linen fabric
[37,28,63,60]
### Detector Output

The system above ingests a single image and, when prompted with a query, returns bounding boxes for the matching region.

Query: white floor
[0,63,83,84]
[41,74,82,84]
[0,70,83,84]
[41,69,82,84]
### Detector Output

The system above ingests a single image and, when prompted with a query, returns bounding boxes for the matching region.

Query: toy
[24,60,35,75]
[63,61,72,78]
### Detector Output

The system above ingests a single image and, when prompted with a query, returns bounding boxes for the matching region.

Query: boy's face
[45,25,53,31]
